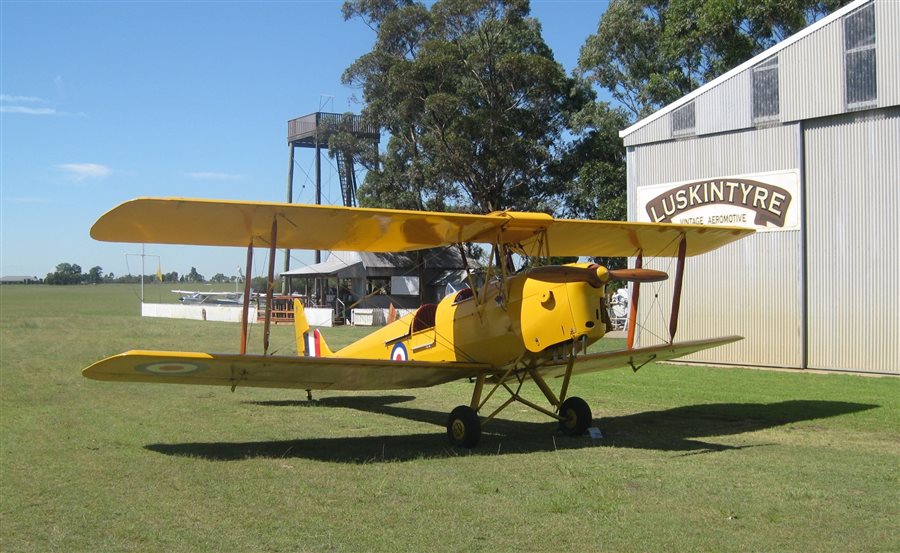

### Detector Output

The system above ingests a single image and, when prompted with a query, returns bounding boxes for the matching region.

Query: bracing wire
[631,233,686,345]
[246,246,296,356]
[123,254,143,301]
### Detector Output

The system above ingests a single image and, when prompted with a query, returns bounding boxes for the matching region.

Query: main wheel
[447,405,481,448]
[558,397,592,436]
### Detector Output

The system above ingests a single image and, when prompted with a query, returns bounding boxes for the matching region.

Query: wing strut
[457,243,480,302]
[240,240,254,355]
[626,251,643,350]
[557,341,578,405]
[263,219,278,355]
[668,236,687,343]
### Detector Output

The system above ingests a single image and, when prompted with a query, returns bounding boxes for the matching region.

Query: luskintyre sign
[636,170,800,232]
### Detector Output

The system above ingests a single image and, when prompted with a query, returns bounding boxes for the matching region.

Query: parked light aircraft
[83,198,754,447]
[173,290,245,305]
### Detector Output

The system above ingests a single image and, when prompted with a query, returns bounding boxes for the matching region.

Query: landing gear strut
[444,344,597,447]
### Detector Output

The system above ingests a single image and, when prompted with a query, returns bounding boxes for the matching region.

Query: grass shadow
[145,398,878,463]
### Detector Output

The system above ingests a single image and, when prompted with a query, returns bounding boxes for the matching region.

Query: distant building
[281,247,475,311]
[622,0,898,375]
[0,275,40,284]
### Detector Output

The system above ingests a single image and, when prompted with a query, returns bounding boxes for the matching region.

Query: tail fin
[293,299,334,357]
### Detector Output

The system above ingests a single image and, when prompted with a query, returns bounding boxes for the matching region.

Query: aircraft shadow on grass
[144,397,878,463]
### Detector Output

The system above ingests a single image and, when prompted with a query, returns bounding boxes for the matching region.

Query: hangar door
[804,107,899,374]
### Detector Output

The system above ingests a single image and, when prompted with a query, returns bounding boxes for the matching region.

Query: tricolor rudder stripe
[294,299,334,358]
[303,330,318,357]
[303,329,331,357]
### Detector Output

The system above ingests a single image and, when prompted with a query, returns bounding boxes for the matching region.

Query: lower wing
[526,336,743,381]
[83,350,490,391]
[84,337,739,391]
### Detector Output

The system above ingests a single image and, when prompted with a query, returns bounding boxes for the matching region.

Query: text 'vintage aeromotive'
[83,198,754,447]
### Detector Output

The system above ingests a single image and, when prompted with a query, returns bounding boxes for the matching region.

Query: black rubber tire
[446,405,481,448]
[558,396,592,436]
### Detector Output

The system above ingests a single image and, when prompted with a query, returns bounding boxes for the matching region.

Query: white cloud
[1,105,59,115]
[188,171,244,181]
[0,94,44,103]
[57,163,112,181]
[1,92,83,116]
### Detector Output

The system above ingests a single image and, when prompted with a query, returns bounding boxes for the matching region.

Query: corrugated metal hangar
[621,0,898,375]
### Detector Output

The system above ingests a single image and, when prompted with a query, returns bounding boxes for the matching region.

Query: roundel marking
[136,361,208,375]
[390,343,409,362]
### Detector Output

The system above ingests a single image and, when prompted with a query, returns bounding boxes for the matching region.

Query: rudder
[293,299,334,357]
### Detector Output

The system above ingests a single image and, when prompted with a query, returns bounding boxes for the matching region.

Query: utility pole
[125,247,159,307]
[283,144,295,294]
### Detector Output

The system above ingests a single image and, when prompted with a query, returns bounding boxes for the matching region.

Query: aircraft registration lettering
[136,361,207,375]
[390,343,409,361]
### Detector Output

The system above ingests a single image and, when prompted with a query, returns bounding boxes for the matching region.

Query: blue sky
[1,0,610,281]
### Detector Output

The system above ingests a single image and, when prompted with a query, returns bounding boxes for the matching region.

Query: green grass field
[2,284,898,552]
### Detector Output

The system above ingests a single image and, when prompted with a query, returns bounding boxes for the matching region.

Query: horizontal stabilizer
[83,350,490,391]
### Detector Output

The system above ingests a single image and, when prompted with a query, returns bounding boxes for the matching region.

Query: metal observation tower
[284,112,380,271]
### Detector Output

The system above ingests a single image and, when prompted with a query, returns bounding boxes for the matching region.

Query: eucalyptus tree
[577,0,853,119]
[342,0,586,214]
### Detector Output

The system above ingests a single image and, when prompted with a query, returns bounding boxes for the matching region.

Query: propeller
[527,264,668,288]
[608,268,669,283]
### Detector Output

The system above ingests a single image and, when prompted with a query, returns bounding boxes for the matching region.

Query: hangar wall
[622,0,898,374]
[626,125,804,368]
[804,108,899,373]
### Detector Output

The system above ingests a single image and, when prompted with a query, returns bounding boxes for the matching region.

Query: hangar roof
[619,0,871,140]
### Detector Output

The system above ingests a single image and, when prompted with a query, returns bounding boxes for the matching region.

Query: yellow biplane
[84,198,754,447]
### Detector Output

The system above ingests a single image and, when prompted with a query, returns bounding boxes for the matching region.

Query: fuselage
[336,264,611,368]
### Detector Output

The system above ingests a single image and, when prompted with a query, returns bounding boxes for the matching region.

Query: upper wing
[522,336,744,382]
[517,217,753,257]
[91,197,753,257]
[90,198,500,253]
[83,350,492,391]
